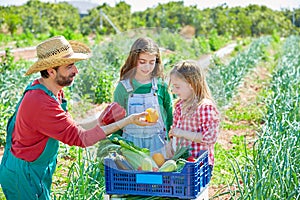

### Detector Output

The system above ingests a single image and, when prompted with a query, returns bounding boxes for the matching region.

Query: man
[0,36,152,199]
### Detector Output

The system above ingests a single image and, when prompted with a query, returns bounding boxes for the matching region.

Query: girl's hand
[169,127,203,142]
[170,127,184,138]
[128,112,156,126]
[169,128,174,138]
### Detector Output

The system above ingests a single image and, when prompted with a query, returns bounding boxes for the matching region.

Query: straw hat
[25,35,92,76]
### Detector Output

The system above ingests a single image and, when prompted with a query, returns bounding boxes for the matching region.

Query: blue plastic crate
[104,150,209,199]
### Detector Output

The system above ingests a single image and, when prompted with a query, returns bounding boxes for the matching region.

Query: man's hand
[101,111,156,136]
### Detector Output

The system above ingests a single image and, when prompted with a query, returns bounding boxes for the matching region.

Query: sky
[0,0,299,12]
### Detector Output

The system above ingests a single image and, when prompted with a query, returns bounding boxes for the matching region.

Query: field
[0,1,299,199]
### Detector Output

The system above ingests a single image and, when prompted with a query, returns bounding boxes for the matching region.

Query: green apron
[0,82,67,200]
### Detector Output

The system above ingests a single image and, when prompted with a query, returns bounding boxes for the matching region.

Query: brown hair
[169,60,214,104]
[119,37,164,81]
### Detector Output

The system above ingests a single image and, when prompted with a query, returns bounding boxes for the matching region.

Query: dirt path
[198,43,236,69]
[0,46,36,61]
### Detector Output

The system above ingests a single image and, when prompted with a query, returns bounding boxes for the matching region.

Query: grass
[224,103,264,124]
[52,146,106,199]
[213,135,249,185]
[221,122,252,131]
[0,187,4,199]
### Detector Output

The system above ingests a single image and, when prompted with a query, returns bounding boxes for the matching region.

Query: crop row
[229,35,299,199]
[208,36,272,108]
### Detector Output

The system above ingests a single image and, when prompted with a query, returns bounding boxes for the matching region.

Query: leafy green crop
[227,35,300,199]
[0,58,36,146]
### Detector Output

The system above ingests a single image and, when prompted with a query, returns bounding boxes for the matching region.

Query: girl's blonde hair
[170,60,214,104]
[119,37,164,81]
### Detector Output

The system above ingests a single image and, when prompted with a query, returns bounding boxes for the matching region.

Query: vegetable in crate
[120,147,158,171]
[187,156,196,162]
[108,152,134,170]
[141,157,153,171]
[176,159,187,172]
[158,159,177,172]
[171,145,191,160]
[152,153,165,167]
[97,139,121,159]
[99,102,126,125]
[109,134,150,154]
[109,135,158,171]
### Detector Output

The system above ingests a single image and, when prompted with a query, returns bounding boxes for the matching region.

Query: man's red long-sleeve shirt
[11,80,106,162]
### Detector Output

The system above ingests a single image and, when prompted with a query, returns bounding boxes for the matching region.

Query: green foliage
[52,147,106,199]
[1,1,298,47]
[213,135,248,185]
[0,65,37,146]
[195,37,210,54]
[271,29,280,43]
[208,29,229,51]
[0,48,15,72]
[3,12,22,35]
[221,122,250,131]
[72,34,130,104]
[94,71,115,103]
[23,0,80,33]
[80,2,131,35]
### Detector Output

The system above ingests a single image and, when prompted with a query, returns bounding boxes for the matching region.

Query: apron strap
[152,77,158,91]
[121,78,158,93]
[3,81,67,157]
[120,79,133,93]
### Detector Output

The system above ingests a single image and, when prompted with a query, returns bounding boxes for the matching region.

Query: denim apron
[121,78,166,156]
[0,83,67,200]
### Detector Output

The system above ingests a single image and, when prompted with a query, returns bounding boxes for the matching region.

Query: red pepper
[187,156,196,162]
[152,167,159,172]
[99,102,126,125]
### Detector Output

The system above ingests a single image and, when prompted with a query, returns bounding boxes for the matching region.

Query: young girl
[169,60,220,178]
[113,37,173,156]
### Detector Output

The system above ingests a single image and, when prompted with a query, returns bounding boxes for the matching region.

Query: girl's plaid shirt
[172,100,220,165]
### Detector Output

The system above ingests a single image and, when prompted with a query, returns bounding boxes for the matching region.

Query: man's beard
[55,73,76,87]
